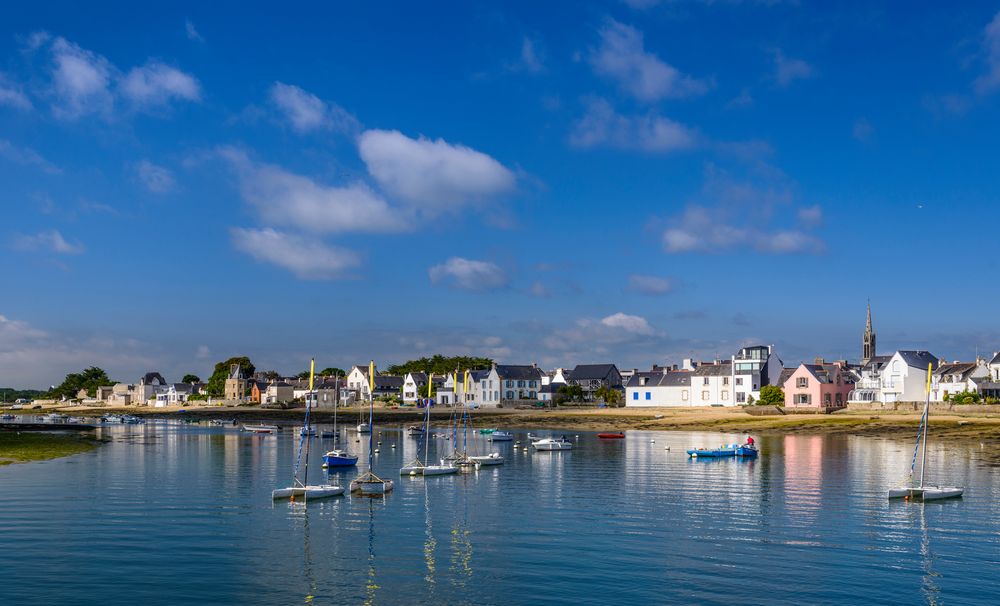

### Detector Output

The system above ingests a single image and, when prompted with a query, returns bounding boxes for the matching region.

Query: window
[824,393,831,405]
[721,390,729,400]
[517,380,524,388]
[736,392,746,403]
[796,377,808,388]
[633,392,639,400]
[735,378,743,386]
[506,391,514,400]
[723,377,729,385]
[703,378,710,386]
[645,392,651,400]
[682,390,689,401]
[795,394,811,405]
[835,393,843,404]
[702,391,709,400]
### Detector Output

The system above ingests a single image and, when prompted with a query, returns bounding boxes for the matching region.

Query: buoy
[650,439,655,443]
[391,444,396,448]
[374,448,380,453]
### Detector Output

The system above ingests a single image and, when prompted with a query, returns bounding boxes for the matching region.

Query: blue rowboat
[322,450,359,467]
[687,443,758,458]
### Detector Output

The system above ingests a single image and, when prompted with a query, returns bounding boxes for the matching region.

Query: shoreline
[27,404,1000,441]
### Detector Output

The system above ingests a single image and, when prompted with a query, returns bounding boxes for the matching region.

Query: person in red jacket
[746,436,755,446]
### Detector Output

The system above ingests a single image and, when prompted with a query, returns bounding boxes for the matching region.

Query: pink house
[783,361,853,408]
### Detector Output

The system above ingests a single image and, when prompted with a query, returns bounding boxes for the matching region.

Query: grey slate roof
[496,365,542,380]
[693,362,731,377]
[142,372,166,385]
[991,352,1000,365]
[568,364,619,381]
[626,371,692,388]
[934,362,979,380]
[373,375,404,389]
[778,368,796,386]
[897,350,939,370]
[862,355,891,372]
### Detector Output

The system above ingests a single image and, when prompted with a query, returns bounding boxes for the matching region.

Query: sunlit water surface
[2,422,999,605]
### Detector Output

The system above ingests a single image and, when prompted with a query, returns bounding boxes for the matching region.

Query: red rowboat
[597,433,625,439]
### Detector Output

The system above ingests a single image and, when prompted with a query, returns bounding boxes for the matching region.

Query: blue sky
[2,1,1000,388]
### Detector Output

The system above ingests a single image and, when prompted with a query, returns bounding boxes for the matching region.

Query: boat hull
[687,445,758,458]
[597,433,625,439]
[532,440,573,451]
[488,431,513,442]
[469,455,504,466]
[888,486,964,500]
[422,465,459,475]
[271,485,344,500]
[322,454,358,467]
[350,479,394,494]
[357,423,371,434]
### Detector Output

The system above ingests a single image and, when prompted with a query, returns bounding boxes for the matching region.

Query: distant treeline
[1,387,46,401]
[385,355,493,376]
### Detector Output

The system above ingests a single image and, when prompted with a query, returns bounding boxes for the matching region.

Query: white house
[542,368,569,386]
[692,362,734,406]
[931,360,989,402]
[402,372,429,405]
[850,351,938,403]
[134,372,169,406]
[154,383,194,407]
[731,345,783,404]
[625,371,693,407]
[345,365,372,401]
[989,352,1000,382]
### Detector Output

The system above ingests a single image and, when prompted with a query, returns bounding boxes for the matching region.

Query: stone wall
[847,402,1000,414]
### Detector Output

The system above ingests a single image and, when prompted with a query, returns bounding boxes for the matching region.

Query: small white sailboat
[469,452,505,466]
[351,360,393,495]
[400,372,458,476]
[487,430,513,442]
[273,359,343,501]
[357,422,372,434]
[531,437,573,451]
[888,362,963,502]
[243,424,278,434]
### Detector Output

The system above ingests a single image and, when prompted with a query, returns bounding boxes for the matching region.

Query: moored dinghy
[469,452,505,466]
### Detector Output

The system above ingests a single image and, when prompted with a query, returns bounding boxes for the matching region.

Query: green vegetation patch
[0,432,102,466]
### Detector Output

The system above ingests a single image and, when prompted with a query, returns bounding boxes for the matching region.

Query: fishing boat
[273,359,344,501]
[351,360,393,495]
[243,424,278,434]
[323,386,357,467]
[889,363,964,501]
[597,432,625,439]
[469,452,505,466]
[531,437,573,451]
[487,430,513,442]
[687,443,758,458]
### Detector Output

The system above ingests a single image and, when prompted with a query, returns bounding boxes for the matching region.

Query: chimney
[815,357,825,365]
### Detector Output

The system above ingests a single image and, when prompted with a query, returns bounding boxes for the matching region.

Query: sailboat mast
[919,362,931,488]
[424,371,433,463]
[303,358,315,489]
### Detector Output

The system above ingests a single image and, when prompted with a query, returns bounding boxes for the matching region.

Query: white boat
[299,426,316,437]
[422,461,459,475]
[351,360,393,495]
[888,362,963,502]
[469,452,505,466]
[487,430,513,442]
[531,437,573,451]
[350,475,395,495]
[43,413,69,422]
[272,485,345,500]
[406,425,425,436]
[357,423,371,434]
[104,415,125,424]
[243,424,279,434]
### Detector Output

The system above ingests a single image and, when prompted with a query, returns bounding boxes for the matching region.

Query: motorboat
[531,437,573,451]
[243,424,278,434]
[687,443,757,458]
[469,452,505,466]
[478,428,497,434]
[597,432,625,439]
[357,422,372,434]
[487,430,513,442]
[104,415,125,424]
[122,415,144,424]
[43,413,69,422]
[406,425,425,436]
[322,449,359,468]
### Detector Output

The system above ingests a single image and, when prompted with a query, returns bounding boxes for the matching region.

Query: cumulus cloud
[230,227,360,279]
[0,74,32,110]
[589,19,709,102]
[135,160,176,193]
[569,97,697,152]
[49,37,116,118]
[626,274,673,295]
[219,146,406,234]
[975,11,1000,95]
[661,165,824,254]
[0,140,61,174]
[120,61,201,108]
[773,49,814,87]
[185,19,204,43]
[600,312,656,335]
[544,312,662,354]
[269,82,359,134]
[428,257,508,291]
[13,230,85,255]
[358,129,516,211]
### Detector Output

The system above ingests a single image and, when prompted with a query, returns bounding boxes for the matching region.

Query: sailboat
[401,371,458,476]
[463,370,505,466]
[273,359,344,500]
[323,382,358,468]
[888,363,964,501]
[350,360,394,495]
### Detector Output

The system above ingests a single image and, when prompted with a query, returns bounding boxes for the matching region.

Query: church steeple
[862,301,876,364]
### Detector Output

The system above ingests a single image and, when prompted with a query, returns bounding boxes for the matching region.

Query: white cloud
[975,11,1000,95]
[508,37,545,74]
[185,20,204,43]
[428,257,508,291]
[569,97,697,152]
[230,227,360,279]
[797,204,823,227]
[663,205,823,254]
[195,345,210,359]
[358,129,516,211]
[49,37,115,118]
[0,140,61,174]
[219,146,407,234]
[626,274,673,295]
[600,312,656,335]
[0,74,32,110]
[589,19,709,102]
[120,61,201,108]
[135,160,176,193]
[773,49,814,87]
[269,82,359,134]
[13,230,85,255]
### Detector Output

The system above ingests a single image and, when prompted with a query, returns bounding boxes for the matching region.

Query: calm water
[2,422,1000,605]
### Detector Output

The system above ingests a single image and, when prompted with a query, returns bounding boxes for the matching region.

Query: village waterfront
[2,419,1000,605]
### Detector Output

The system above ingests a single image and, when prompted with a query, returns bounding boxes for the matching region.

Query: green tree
[758,385,783,405]
[181,374,201,384]
[595,386,623,406]
[206,357,255,396]
[48,367,115,399]
[385,355,493,376]
[260,370,281,381]
[948,391,981,404]
[319,367,346,377]
[555,384,584,404]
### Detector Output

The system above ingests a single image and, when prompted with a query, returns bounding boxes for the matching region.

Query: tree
[385,355,493,376]
[319,367,345,377]
[555,384,584,405]
[758,386,783,405]
[181,374,201,384]
[260,370,281,381]
[949,391,981,404]
[48,367,115,399]
[594,385,622,406]
[206,357,255,396]
[296,370,311,380]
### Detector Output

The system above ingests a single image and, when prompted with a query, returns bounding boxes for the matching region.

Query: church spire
[862,301,876,365]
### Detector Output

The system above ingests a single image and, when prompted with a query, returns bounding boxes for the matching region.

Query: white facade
[346,366,371,401]
[852,351,939,403]
[402,373,427,404]
[691,364,734,406]
[475,368,502,407]
[625,372,692,407]
[731,346,782,404]
[931,361,989,402]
